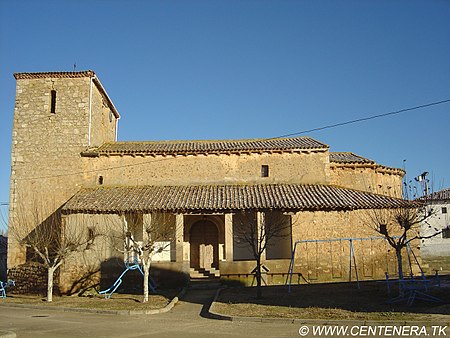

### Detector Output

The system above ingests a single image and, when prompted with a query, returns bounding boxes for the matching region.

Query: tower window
[261,165,269,178]
[442,207,447,214]
[50,90,57,114]
[98,175,104,185]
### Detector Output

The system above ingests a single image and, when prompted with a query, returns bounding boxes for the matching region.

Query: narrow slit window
[50,90,57,114]
[87,228,95,244]
[261,165,269,178]
[98,175,104,185]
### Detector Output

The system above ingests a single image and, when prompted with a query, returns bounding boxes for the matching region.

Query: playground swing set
[0,280,15,298]
[285,236,442,305]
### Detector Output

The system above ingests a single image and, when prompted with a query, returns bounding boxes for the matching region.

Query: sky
[0,0,449,233]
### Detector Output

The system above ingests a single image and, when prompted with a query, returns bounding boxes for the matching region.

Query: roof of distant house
[62,183,417,214]
[425,187,450,202]
[81,137,329,157]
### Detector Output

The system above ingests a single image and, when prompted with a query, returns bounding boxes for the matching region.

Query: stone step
[189,267,221,278]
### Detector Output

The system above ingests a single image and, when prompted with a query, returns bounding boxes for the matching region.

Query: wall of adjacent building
[421,201,450,272]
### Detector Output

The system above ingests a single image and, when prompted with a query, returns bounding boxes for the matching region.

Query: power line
[13,98,450,181]
[273,99,450,138]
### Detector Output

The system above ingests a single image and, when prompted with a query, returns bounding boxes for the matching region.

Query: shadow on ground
[216,276,450,316]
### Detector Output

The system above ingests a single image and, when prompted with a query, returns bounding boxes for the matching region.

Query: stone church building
[8,71,412,292]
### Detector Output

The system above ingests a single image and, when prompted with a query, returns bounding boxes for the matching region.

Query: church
[8,71,411,292]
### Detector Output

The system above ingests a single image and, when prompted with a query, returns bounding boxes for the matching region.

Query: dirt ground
[0,289,179,311]
[215,277,450,321]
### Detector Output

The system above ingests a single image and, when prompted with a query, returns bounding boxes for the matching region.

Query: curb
[0,288,186,316]
[207,288,450,326]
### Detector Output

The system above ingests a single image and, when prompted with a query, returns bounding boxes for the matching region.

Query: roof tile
[82,137,329,156]
[62,183,417,214]
[14,71,96,79]
[330,152,375,164]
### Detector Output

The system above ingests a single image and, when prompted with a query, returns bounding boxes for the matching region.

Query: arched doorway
[190,220,219,270]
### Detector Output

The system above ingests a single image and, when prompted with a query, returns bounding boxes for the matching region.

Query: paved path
[0,288,299,338]
[2,288,446,337]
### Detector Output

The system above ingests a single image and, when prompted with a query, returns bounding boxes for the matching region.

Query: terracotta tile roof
[82,137,329,157]
[330,152,375,164]
[62,184,417,214]
[14,71,96,79]
[330,152,404,175]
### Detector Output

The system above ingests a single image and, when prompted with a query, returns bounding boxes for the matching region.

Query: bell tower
[8,70,120,267]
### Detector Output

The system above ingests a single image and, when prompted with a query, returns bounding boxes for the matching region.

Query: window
[109,110,113,123]
[98,175,104,185]
[261,165,269,178]
[442,207,447,214]
[87,228,95,243]
[443,226,450,239]
[50,90,57,114]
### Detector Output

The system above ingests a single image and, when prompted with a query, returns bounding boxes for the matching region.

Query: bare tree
[366,199,440,284]
[233,209,293,299]
[108,212,179,303]
[9,200,97,302]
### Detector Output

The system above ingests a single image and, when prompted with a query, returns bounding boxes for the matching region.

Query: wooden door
[190,220,218,269]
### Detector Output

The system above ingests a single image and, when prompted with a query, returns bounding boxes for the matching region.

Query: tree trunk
[396,248,404,280]
[396,248,405,297]
[47,266,55,302]
[143,262,150,303]
[256,257,262,299]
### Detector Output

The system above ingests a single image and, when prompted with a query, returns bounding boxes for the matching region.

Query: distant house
[420,187,450,272]
[8,71,414,292]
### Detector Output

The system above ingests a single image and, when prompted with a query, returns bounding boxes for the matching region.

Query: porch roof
[62,184,418,214]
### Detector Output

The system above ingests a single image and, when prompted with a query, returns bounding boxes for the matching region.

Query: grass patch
[215,280,450,321]
[0,290,179,311]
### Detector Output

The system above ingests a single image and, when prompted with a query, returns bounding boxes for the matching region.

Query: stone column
[175,214,184,263]
[225,213,233,261]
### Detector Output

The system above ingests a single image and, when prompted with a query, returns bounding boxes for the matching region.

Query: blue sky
[0,0,449,232]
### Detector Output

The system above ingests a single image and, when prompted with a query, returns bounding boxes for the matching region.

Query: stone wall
[90,80,117,147]
[8,262,53,295]
[291,209,421,282]
[82,150,330,188]
[8,75,116,269]
[329,164,404,198]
